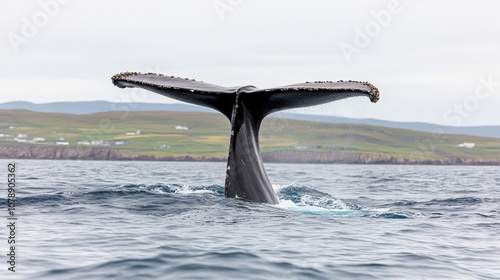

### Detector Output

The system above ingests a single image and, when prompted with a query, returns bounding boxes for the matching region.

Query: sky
[1,0,499,126]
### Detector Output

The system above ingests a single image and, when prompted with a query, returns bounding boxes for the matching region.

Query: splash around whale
[112,72,379,204]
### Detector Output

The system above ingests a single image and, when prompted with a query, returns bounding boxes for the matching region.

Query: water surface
[2,160,499,279]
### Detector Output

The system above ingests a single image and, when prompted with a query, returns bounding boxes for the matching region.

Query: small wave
[18,193,71,205]
[387,197,486,208]
[276,185,356,209]
[22,176,42,180]
[17,184,225,206]
[113,183,181,194]
[426,197,484,206]
[275,185,409,218]
[17,183,412,218]
[117,183,225,196]
[391,200,419,206]
[38,250,328,280]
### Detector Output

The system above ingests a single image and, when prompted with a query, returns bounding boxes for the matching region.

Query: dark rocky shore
[262,150,500,165]
[1,145,499,165]
[0,146,225,162]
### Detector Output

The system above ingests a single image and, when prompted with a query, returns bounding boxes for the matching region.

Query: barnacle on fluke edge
[112,72,379,103]
[111,71,379,204]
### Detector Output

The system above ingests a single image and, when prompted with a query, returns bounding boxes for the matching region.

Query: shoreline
[1,145,499,165]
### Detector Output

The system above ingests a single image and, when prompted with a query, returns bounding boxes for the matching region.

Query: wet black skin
[112,72,379,204]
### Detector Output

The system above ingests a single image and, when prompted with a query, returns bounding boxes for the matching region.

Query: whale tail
[112,72,379,204]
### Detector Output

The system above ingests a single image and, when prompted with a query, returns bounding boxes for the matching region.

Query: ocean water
[1,160,499,279]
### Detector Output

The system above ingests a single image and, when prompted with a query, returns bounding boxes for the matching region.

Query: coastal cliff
[0,146,225,162]
[1,146,499,165]
[261,150,500,165]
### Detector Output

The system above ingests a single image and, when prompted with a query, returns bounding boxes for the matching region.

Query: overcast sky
[1,0,499,126]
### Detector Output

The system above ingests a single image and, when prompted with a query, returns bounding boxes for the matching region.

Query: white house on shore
[55,140,69,145]
[458,142,475,148]
[125,130,142,136]
[55,138,69,145]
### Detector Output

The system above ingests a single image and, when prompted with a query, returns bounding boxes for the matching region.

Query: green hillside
[1,110,499,160]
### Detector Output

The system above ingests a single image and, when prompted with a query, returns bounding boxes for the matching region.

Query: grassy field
[1,109,499,160]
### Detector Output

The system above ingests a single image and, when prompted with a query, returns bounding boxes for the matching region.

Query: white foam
[177,189,213,194]
[272,184,295,192]
[274,198,358,216]
[175,185,213,194]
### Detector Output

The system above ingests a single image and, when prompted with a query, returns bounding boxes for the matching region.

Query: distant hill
[0,110,499,164]
[0,101,216,114]
[1,101,499,138]
[281,113,500,139]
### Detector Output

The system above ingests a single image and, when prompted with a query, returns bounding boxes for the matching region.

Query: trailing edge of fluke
[112,72,379,204]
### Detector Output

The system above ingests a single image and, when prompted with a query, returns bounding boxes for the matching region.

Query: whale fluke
[112,72,379,204]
